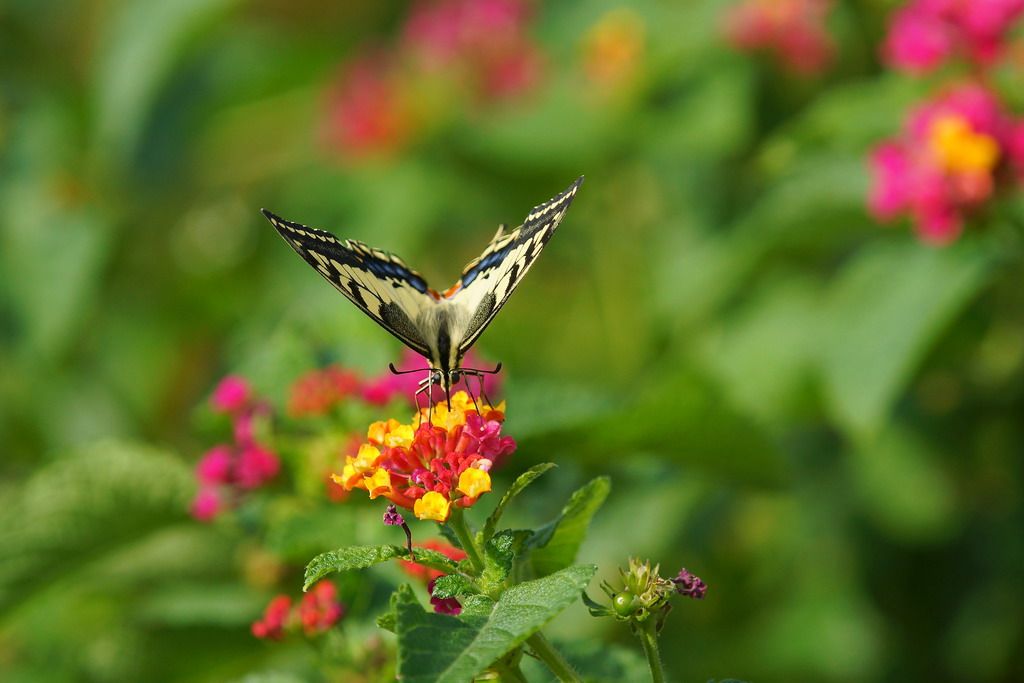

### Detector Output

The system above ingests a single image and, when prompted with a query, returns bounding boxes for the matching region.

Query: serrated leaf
[528,477,611,577]
[304,545,404,590]
[304,545,461,590]
[396,564,596,683]
[481,463,555,541]
[481,529,532,590]
[431,574,479,600]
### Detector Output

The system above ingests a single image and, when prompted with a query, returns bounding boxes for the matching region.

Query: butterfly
[262,176,583,407]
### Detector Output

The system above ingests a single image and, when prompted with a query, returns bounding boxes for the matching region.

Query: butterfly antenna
[389,363,423,376]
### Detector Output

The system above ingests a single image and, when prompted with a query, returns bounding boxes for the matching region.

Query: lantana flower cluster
[869,83,1024,242]
[251,580,344,640]
[722,0,835,75]
[191,376,280,521]
[883,0,1024,73]
[331,391,515,523]
[324,0,543,159]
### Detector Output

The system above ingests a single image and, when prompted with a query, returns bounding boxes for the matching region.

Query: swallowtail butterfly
[262,176,583,405]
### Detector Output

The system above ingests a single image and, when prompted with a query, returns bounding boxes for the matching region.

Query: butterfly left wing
[262,209,437,358]
[447,176,584,355]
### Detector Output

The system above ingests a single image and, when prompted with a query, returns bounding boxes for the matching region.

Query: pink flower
[867,83,1022,243]
[235,445,280,490]
[883,0,1024,73]
[191,487,223,522]
[401,0,543,101]
[323,53,416,159]
[461,411,516,468]
[195,446,233,486]
[211,375,250,414]
[723,0,835,75]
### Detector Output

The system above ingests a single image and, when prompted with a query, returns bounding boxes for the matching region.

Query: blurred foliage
[2,0,1024,681]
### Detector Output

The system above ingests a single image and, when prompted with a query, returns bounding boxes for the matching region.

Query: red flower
[288,365,363,418]
[298,581,345,635]
[252,595,292,640]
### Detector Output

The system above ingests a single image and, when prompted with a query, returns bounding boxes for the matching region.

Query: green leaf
[304,545,404,590]
[528,477,611,577]
[481,463,556,541]
[396,564,597,683]
[481,529,532,591]
[431,575,479,600]
[849,426,958,542]
[819,240,993,439]
[304,545,461,590]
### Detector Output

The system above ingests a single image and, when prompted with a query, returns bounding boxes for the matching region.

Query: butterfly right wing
[262,209,437,359]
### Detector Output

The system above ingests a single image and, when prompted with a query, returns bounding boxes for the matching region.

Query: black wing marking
[262,209,436,357]
[450,176,583,354]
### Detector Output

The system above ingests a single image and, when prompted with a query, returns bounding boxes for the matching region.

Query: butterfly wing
[262,209,437,358]
[448,176,583,355]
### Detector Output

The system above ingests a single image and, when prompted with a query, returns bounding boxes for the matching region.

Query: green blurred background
[2,0,1023,681]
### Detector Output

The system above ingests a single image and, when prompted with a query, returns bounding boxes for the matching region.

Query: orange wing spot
[442,283,462,298]
[428,288,443,300]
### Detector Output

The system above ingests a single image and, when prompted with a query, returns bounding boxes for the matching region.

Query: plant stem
[493,659,529,683]
[447,506,485,573]
[637,620,666,683]
[527,632,582,683]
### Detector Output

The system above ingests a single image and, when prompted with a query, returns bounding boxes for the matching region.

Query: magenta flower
[211,375,250,414]
[673,568,708,600]
[883,0,1024,73]
[235,445,280,490]
[195,446,233,486]
[868,83,1024,243]
[723,0,835,75]
[191,487,223,522]
[428,578,462,615]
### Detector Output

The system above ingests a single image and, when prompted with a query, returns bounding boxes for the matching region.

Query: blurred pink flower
[401,0,542,101]
[883,0,1024,73]
[299,581,345,635]
[723,0,835,75]
[868,83,1024,243]
[235,445,280,490]
[211,375,250,414]
[191,487,223,522]
[324,53,416,159]
[361,348,502,407]
[192,375,280,520]
[196,445,233,486]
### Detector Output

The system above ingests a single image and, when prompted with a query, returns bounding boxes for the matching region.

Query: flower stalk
[526,632,583,683]
[637,619,666,683]
[447,505,485,573]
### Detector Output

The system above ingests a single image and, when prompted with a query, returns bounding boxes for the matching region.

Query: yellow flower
[331,463,361,491]
[930,115,999,174]
[413,491,451,522]
[420,391,504,430]
[457,467,492,500]
[363,467,392,499]
[582,8,646,89]
[385,424,415,448]
[368,419,410,446]
[352,444,382,474]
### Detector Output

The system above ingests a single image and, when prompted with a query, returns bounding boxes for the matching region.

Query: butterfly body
[262,176,583,404]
